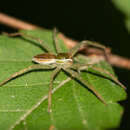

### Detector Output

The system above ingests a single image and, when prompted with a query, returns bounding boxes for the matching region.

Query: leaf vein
[71,81,88,129]
[9,78,71,130]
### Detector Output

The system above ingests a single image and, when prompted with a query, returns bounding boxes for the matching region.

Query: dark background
[0,0,129,129]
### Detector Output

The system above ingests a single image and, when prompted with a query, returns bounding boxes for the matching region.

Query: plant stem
[0,12,130,70]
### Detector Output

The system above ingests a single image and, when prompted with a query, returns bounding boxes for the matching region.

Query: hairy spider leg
[63,68,106,104]
[53,28,62,53]
[70,64,126,89]
[0,65,56,86]
[48,67,61,113]
[80,65,126,89]
[3,32,52,53]
[70,40,110,60]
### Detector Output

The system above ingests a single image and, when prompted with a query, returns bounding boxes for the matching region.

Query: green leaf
[112,0,130,32]
[0,30,126,130]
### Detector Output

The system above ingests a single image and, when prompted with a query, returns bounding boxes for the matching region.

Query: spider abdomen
[32,53,56,64]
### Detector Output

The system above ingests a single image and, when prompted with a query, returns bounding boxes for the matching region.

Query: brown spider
[0,29,125,112]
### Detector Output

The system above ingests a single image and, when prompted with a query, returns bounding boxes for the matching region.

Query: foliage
[0,30,126,130]
[112,0,130,32]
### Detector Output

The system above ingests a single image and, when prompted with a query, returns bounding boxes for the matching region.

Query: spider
[0,29,125,113]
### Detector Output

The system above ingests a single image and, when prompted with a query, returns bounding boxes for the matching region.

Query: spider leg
[48,67,61,113]
[52,28,62,53]
[71,64,126,89]
[63,68,106,104]
[70,64,85,74]
[3,32,52,52]
[79,65,126,89]
[0,64,56,87]
[70,40,110,60]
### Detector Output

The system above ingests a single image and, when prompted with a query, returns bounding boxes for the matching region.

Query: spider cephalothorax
[0,29,125,113]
